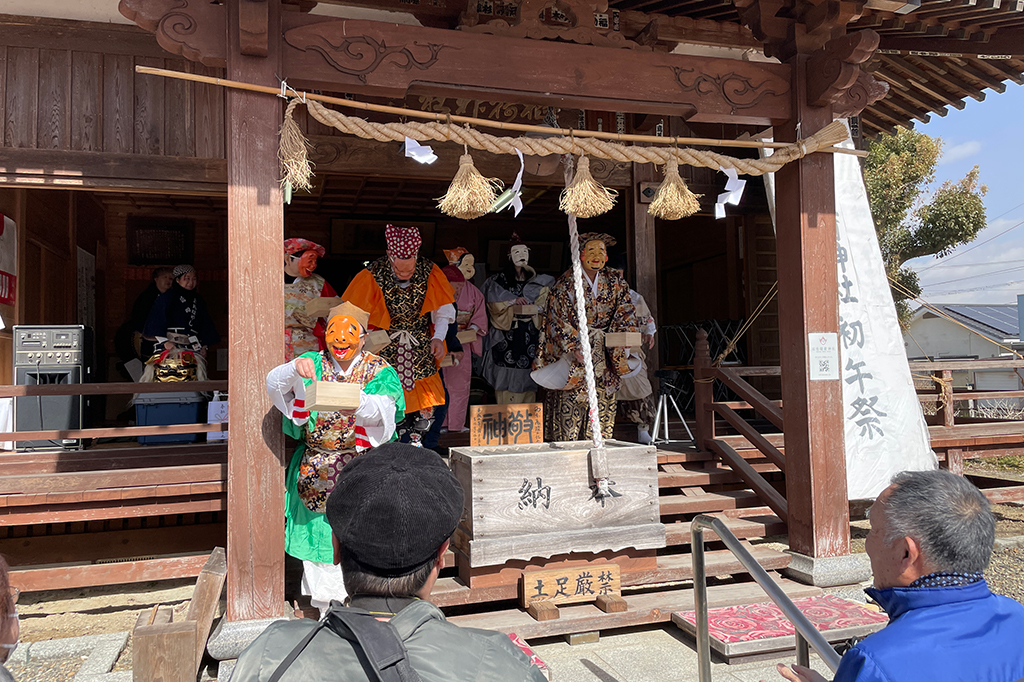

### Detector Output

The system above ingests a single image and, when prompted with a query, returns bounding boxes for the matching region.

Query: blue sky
[904,82,1024,305]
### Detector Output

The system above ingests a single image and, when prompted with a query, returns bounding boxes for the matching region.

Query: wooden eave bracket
[240,0,270,58]
[807,30,888,114]
[118,0,227,67]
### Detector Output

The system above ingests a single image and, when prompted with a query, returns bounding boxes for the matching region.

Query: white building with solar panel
[904,303,1023,412]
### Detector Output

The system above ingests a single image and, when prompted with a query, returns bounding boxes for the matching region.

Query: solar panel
[945,305,1018,336]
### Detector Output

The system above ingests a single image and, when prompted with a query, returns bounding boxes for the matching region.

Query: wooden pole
[774,56,850,559]
[630,161,660,375]
[225,0,286,621]
[694,330,714,450]
[133,65,867,157]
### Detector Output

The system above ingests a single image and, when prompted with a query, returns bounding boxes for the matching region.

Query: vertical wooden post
[694,330,714,450]
[226,0,286,621]
[941,370,955,427]
[631,161,660,374]
[774,56,850,559]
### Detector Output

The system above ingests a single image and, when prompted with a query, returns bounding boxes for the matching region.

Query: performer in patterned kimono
[342,224,456,421]
[283,238,337,361]
[533,233,641,441]
[481,233,555,404]
[440,264,488,432]
[265,303,404,615]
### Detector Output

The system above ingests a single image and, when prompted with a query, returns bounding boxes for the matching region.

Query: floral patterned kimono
[284,273,337,361]
[442,281,488,431]
[534,267,640,441]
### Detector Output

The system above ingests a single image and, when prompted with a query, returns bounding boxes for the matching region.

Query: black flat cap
[325,442,465,576]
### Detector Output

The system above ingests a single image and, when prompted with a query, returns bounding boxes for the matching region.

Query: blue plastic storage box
[134,391,203,445]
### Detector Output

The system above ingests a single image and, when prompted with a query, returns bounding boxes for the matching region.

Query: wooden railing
[693,330,788,522]
[0,380,228,442]
[908,359,1024,428]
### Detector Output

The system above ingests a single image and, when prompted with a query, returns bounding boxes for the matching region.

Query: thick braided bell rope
[302,99,848,176]
[563,155,604,451]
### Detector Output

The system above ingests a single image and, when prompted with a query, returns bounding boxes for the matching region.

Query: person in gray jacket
[231,442,547,682]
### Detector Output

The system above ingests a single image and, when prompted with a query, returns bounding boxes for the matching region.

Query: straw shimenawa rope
[648,158,702,220]
[279,99,313,191]
[437,152,503,220]
[559,155,617,219]
[298,98,849,177]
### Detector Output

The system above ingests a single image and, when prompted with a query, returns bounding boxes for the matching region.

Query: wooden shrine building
[1,0,1024,630]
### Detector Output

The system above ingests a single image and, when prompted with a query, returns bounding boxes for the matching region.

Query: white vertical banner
[833,122,936,499]
[761,123,936,500]
[0,214,16,307]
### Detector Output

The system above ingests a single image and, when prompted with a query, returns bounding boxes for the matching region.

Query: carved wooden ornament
[807,30,887,116]
[119,0,227,67]
[460,0,646,50]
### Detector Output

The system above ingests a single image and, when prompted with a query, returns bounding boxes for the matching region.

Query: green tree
[863,127,987,324]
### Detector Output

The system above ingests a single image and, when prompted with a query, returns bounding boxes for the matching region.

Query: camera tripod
[650,370,694,444]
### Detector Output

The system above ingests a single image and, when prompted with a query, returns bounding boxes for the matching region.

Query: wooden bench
[1,444,227,592]
[133,547,227,682]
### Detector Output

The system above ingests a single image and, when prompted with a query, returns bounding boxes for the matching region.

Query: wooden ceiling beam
[617,10,760,48]
[905,55,987,98]
[280,15,792,124]
[866,63,952,112]
[876,30,1024,55]
[877,54,970,105]
[942,56,1008,90]
[970,56,1024,83]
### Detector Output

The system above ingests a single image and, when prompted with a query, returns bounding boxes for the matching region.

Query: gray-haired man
[772,469,1024,682]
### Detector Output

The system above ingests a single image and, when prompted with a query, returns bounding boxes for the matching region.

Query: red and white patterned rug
[672,594,889,661]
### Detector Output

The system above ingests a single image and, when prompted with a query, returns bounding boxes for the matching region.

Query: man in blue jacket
[772,469,1024,682]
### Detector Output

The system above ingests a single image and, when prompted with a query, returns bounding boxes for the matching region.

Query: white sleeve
[265,360,307,425]
[646,319,657,336]
[355,391,397,447]
[430,303,457,341]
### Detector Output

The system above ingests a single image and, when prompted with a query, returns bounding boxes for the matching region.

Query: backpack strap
[266,604,423,682]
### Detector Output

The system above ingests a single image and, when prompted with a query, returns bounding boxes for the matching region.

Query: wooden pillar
[774,56,849,559]
[225,0,286,621]
[630,162,660,373]
[693,330,714,450]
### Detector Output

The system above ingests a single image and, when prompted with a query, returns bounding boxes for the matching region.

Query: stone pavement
[527,624,834,682]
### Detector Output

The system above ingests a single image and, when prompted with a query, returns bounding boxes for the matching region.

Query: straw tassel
[437,153,503,220]
[278,99,314,192]
[647,158,701,220]
[558,155,617,219]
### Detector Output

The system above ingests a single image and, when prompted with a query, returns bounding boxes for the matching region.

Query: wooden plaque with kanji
[470,403,543,446]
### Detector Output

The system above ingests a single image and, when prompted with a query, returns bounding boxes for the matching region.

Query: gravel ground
[6,656,83,682]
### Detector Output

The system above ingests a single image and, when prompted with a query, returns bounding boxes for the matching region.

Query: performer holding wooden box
[532,233,641,440]
[265,303,405,616]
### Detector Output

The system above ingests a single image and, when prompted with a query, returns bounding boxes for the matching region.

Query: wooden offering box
[456,329,478,345]
[305,381,361,412]
[512,304,538,316]
[364,329,391,354]
[605,332,642,347]
[449,440,665,568]
[304,296,344,319]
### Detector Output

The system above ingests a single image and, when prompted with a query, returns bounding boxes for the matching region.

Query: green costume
[281,350,405,564]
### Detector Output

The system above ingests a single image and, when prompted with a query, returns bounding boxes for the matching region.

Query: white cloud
[939,140,982,165]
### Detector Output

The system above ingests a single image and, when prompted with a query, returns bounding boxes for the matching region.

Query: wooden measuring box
[448,440,664,569]
[304,296,344,319]
[605,332,642,347]
[305,381,361,412]
[456,329,478,345]
[364,329,391,354]
[512,304,538,316]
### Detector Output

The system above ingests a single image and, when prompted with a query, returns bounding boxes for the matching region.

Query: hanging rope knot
[390,329,420,347]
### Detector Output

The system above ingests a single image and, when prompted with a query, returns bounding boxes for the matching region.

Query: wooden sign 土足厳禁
[469,403,543,446]
[519,564,628,621]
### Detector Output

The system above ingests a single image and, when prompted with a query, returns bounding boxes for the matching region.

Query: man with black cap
[231,442,547,682]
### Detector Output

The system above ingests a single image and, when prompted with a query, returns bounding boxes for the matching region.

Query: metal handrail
[692,514,843,681]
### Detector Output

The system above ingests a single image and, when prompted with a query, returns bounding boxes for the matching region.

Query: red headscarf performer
[284,238,336,361]
[342,225,456,420]
[439,262,488,432]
